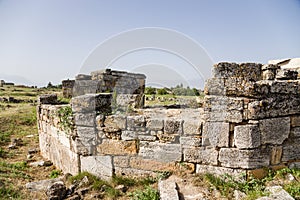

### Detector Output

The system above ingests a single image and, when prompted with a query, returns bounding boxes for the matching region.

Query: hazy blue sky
[0,0,299,87]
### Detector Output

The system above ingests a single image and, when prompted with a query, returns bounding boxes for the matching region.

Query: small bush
[130,186,159,200]
[49,170,61,179]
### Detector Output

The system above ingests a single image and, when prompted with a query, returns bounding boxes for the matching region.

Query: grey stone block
[259,117,290,145]
[164,120,183,134]
[182,120,201,135]
[74,112,96,127]
[139,142,181,163]
[183,147,218,165]
[71,93,112,113]
[219,148,270,169]
[80,155,113,180]
[146,119,164,131]
[234,124,260,149]
[202,122,229,147]
[180,136,201,147]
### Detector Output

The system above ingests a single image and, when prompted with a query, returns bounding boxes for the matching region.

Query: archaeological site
[37,61,300,181]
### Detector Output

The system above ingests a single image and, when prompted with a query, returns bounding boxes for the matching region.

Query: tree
[47,82,53,88]
[157,88,168,95]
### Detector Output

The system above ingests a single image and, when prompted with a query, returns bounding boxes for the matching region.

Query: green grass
[129,186,160,200]
[49,169,62,179]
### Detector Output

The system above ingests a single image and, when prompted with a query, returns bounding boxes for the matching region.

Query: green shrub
[49,170,61,179]
[130,186,159,200]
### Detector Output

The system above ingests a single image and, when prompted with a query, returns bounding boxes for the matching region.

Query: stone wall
[62,80,75,98]
[38,64,300,180]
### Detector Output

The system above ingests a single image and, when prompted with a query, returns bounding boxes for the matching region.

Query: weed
[57,106,74,132]
[129,186,159,200]
[49,169,61,179]
[0,182,23,200]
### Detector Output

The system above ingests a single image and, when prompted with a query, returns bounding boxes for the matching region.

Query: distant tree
[47,82,53,88]
[157,88,168,95]
[145,87,156,95]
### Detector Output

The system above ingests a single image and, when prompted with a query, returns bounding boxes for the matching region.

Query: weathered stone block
[290,127,300,138]
[180,136,201,147]
[196,164,245,180]
[129,157,177,171]
[138,135,157,141]
[234,124,260,149]
[80,155,113,180]
[164,120,182,134]
[291,115,300,127]
[114,167,156,178]
[219,148,270,169]
[182,120,201,135]
[282,140,300,162]
[127,115,146,130]
[104,115,127,130]
[74,112,96,127]
[146,119,164,131]
[202,122,229,147]
[71,93,112,113]
[113,156,130,168]
[121,131,138,141]
[97,140,138,155]
[183,147,218,165]
[259,117,290,145]
[72,80,101,97]
[38,94,58,104]
[76,126,97,145]
[204,78,225,96]
[139,142,181,162]
[158,179,180,200]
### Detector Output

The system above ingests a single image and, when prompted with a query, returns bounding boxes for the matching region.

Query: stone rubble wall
[38,63,300,180]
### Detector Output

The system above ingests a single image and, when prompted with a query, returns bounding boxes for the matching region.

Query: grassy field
[0,85,299,199]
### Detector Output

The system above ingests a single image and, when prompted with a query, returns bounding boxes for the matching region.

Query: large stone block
[80,155,113,180]
[180,136,201,147]
[282,140,300,162]
[182,120,201,135]
[97,139,138,155]
[196,164,245,180]
[234,124,260,149]
[127,115,146,131]
[71,93,112,114]
[114,167,156,178]
[38,94,58,104]
[290,127,300,138]
[39,132,79,175]
[72,80,101,97]
[270,146,282,165]
[74,112,96,127]
[146,119,164,131]
[291,115,300,127]
[204,78,225,96]
[113,156,130,168]
[129,157,177,171]
[202,122,229,147]
[183,147,218,165]
[219,148,270,169]
[164,120,183,134]
[259,117,290,145]
[103,115,127,130]
[139,142,181,162]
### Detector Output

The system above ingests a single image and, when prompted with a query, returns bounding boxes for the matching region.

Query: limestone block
[116,94,144,109]
[139,142,181,162]
[180,136,201,147]
[38,94,58,104]
[104,115,127,130]
[72,80,101,97]
[164,120,183,134]
[219,148,270,169]
[282,140,300,162]
[80,155,113,180]
[182,120,201,135]
[270,146,282,165]
[74,112,96,127]
[76,126,97,145]
[290,127,300,138]
[113,156,130,168]
[204,78,225,96]
[291,115,300,127]
[146,119,164,131]
[158,179,179,200]
[265,186,295,200]
[212,62,262,81]
[71,93,112,113]
[259,117,290,145]
[114,167,156,178]
[121,131,138,141]
[202,122,229,147]
[234,124,260,149]
[183,147,218,165]
[196,164,245,180]
[138,135,157,141]
[127,115,146,130]
[97,139,138,155]
[276,69,298,80]
[129,157,177,171]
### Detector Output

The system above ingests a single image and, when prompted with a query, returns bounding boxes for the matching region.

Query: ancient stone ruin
[37,62,300,180]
